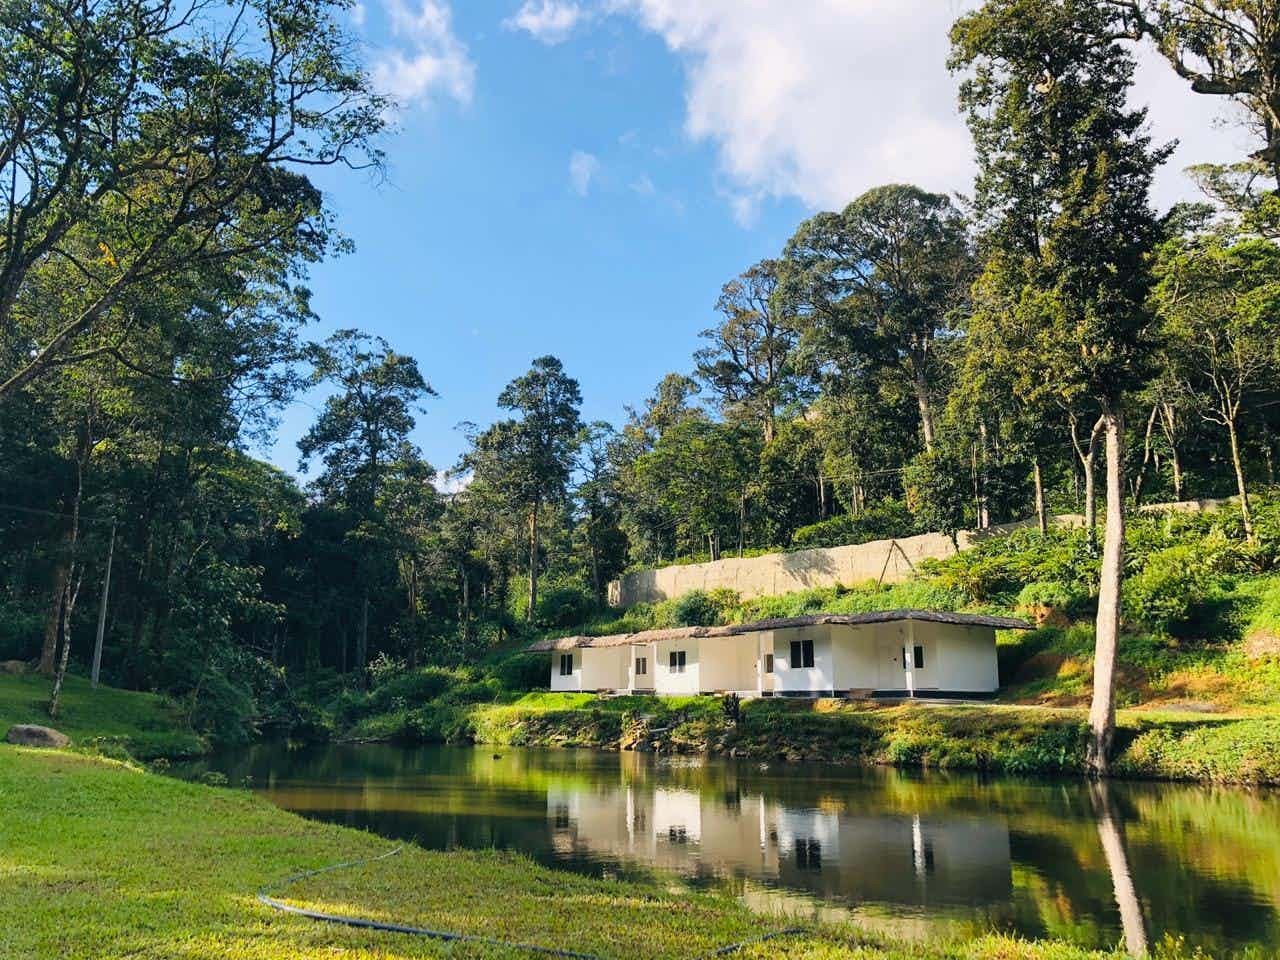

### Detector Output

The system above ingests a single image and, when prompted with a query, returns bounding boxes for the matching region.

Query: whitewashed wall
[652,638,701,695]
[773,625,836,695]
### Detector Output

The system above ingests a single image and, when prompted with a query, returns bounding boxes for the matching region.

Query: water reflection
[177,743,1280,958]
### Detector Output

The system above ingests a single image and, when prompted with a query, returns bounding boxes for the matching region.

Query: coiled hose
[257,846,804,959]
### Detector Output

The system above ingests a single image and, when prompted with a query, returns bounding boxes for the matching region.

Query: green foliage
[535,582,597,628]
[903,447,974,541]
[0,600,42,661]
[1016,581,1082,612]
[791,501,921,549]
[672,589,734,627]
[1122,545,1227,634]
[1117,718,1280,784]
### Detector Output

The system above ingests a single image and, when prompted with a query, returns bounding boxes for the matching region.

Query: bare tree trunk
[913,367,935,453]
[1071,414,1104,547]
[527,501,539,623]
[48,568,84,719]
[1131,405,1157,504]
[1157,403,1183,500]
[1226,417,1255,543]
[1088,410,1125,778]
[357,592,368,681]
[1033,458,1048,535]
[38,562,68,675]
[1089,780,1149,957]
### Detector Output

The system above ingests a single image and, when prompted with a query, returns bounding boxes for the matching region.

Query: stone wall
[607,495,1244,607]
[607,515,1086,607]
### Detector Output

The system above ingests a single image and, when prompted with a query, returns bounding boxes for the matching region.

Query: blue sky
[272,0,1248,484]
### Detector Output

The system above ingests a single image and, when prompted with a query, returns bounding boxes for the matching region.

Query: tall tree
[466,357,582,623]
[1153,231,1280,541]
[298,330,433,675]
[783,184,973,452]
[0,0,384,401]
[952,0,1170,775]
[695,260,802,442]
[1110,1,1280,188]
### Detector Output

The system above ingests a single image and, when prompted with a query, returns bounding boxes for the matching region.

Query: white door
[875,626,908,691]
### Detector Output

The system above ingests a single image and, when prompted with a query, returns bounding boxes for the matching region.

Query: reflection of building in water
[547,784,1012,909]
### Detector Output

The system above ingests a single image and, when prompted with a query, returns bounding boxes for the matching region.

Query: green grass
[0,672,206,760]
[0,744,1184,960]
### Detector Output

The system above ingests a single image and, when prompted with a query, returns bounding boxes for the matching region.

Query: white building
[530,610,1031,698]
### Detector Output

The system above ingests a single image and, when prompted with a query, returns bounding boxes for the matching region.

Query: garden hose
[256,846,805,959]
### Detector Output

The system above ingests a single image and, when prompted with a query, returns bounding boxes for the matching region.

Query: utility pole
[91,521,116,688]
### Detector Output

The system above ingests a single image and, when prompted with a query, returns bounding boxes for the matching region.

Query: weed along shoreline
[351,691,1280,786]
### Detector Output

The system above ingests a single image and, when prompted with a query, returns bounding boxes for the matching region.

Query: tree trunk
[357,592,369,681]
[912,367,935,452]
[527,501,539,623]
[1087,410,1125,778]
[1157,403,1183,500]
[1071,415,1104,547]
[1226,417,1255,543]
[38,563,68,675]
[1033,458,1048,535]
[48,568,84,719]
[1131,405,1157,505]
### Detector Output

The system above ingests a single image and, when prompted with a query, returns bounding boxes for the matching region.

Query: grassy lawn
[0,745,1155,960]
[0,672,206,759]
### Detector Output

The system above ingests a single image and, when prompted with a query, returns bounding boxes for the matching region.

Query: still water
[182,743,1280,957]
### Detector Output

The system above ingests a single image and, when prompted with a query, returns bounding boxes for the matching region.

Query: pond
[179,743,1280,957]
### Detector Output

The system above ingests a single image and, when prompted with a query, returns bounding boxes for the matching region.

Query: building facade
[531,610,1030,698]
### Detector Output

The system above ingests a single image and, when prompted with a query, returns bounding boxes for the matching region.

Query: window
[635,656,647,676]
[559,653,574,677]
[764,653,774,674]
[668,650,687,674]
[913,644,925,670]
[794,838,822,870]
[789,638,814,669]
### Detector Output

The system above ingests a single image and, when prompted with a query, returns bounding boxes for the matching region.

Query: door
[875,625,908,691]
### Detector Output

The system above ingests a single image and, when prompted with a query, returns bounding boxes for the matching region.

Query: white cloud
[505,0,585,44]
[629,173,656,196]
[350,2,366,27]
[569,150,600,195]
[607,0,1246,216]
[372,0,475,111]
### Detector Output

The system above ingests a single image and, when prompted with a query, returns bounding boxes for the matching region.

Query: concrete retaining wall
[608,494,1246,608]
[607,515,1086,607]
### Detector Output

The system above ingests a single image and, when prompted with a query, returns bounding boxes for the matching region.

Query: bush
[1124,544,1226,634]
[0,600,42,661]
[536,583,597,628]
[791,500,922,550]
[671,589,738,627]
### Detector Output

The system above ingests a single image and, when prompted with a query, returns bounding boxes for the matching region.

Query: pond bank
[3,744,1179,960]
[360,693,1280,785]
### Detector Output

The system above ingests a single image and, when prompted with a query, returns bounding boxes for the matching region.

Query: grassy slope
[0,745,1150,960]
[0,671,206,759]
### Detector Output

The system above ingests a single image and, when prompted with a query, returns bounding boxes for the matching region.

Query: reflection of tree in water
[1090,781,1147,957]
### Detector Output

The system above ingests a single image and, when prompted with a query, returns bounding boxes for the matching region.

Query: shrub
[1124,544,1225,634]
[791,500,922,549]
[536,583,597,628]
[367,652,406,687]
[0,600,42,661]
[671,589,738,627]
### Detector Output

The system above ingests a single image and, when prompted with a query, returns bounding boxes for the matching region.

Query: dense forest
[3,0,1279,763]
